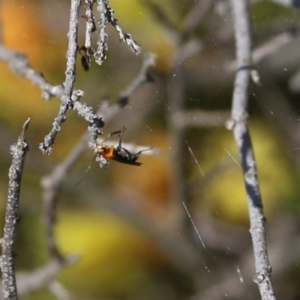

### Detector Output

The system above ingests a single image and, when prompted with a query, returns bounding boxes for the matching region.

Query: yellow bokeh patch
[56,209,161,297]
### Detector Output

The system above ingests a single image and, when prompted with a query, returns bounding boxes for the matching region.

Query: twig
[182,0,214,36]
[95,0,108,65]
[227,31,295,71]
[0,118,30,300]
[96,53,156,122]
[38,1,104,154]
[84,0,96,49]
[113,53,156,107]
[95,0,141,65]
[173,109,230,129]
[102,1,141,54]
[80,0,96,71]
[0,47,104,141]
[48,281,71,300]
[173,39,202,65]
[0,255,77,300]
[40,0,81,154]
[41,134,88,260]
[0,46,64,100]
[16,256,77,298]
[229,1,276,299]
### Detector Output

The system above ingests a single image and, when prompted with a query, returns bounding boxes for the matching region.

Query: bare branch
[173,110,230,129]
[84,0,96,49]
[0,255,78,300]
[0,46,64,100]
[227,31,295,71]
[104,3,141,54]
[15,256,77,298]
[95,0,141,65]
[40,130,91,260]
[48,281,71,300]
[182,0,214,36]
[173,39,202,65]
[95,0,108,65]
[79,0,97,71]
[117,54,156,105]
[229,1,276,299]
[0,118,30,300]
[40,0,81,154]
[98,53,156,120]
[0,47,104,142]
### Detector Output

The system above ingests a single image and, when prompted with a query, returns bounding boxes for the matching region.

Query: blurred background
[1,0,300,299]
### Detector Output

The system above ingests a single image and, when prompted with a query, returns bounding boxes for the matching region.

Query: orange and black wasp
[75,128,151,185]
[97,127,151,166]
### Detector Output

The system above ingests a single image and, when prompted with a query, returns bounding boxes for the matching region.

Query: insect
[75,128,151,186]
[97,128,152,166]
[79,45,95,71]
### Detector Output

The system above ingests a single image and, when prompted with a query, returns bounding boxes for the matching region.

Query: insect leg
[130,147,153,161]
[117,127,127,150]
[135,147,153,155]
[108,129,123,138]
